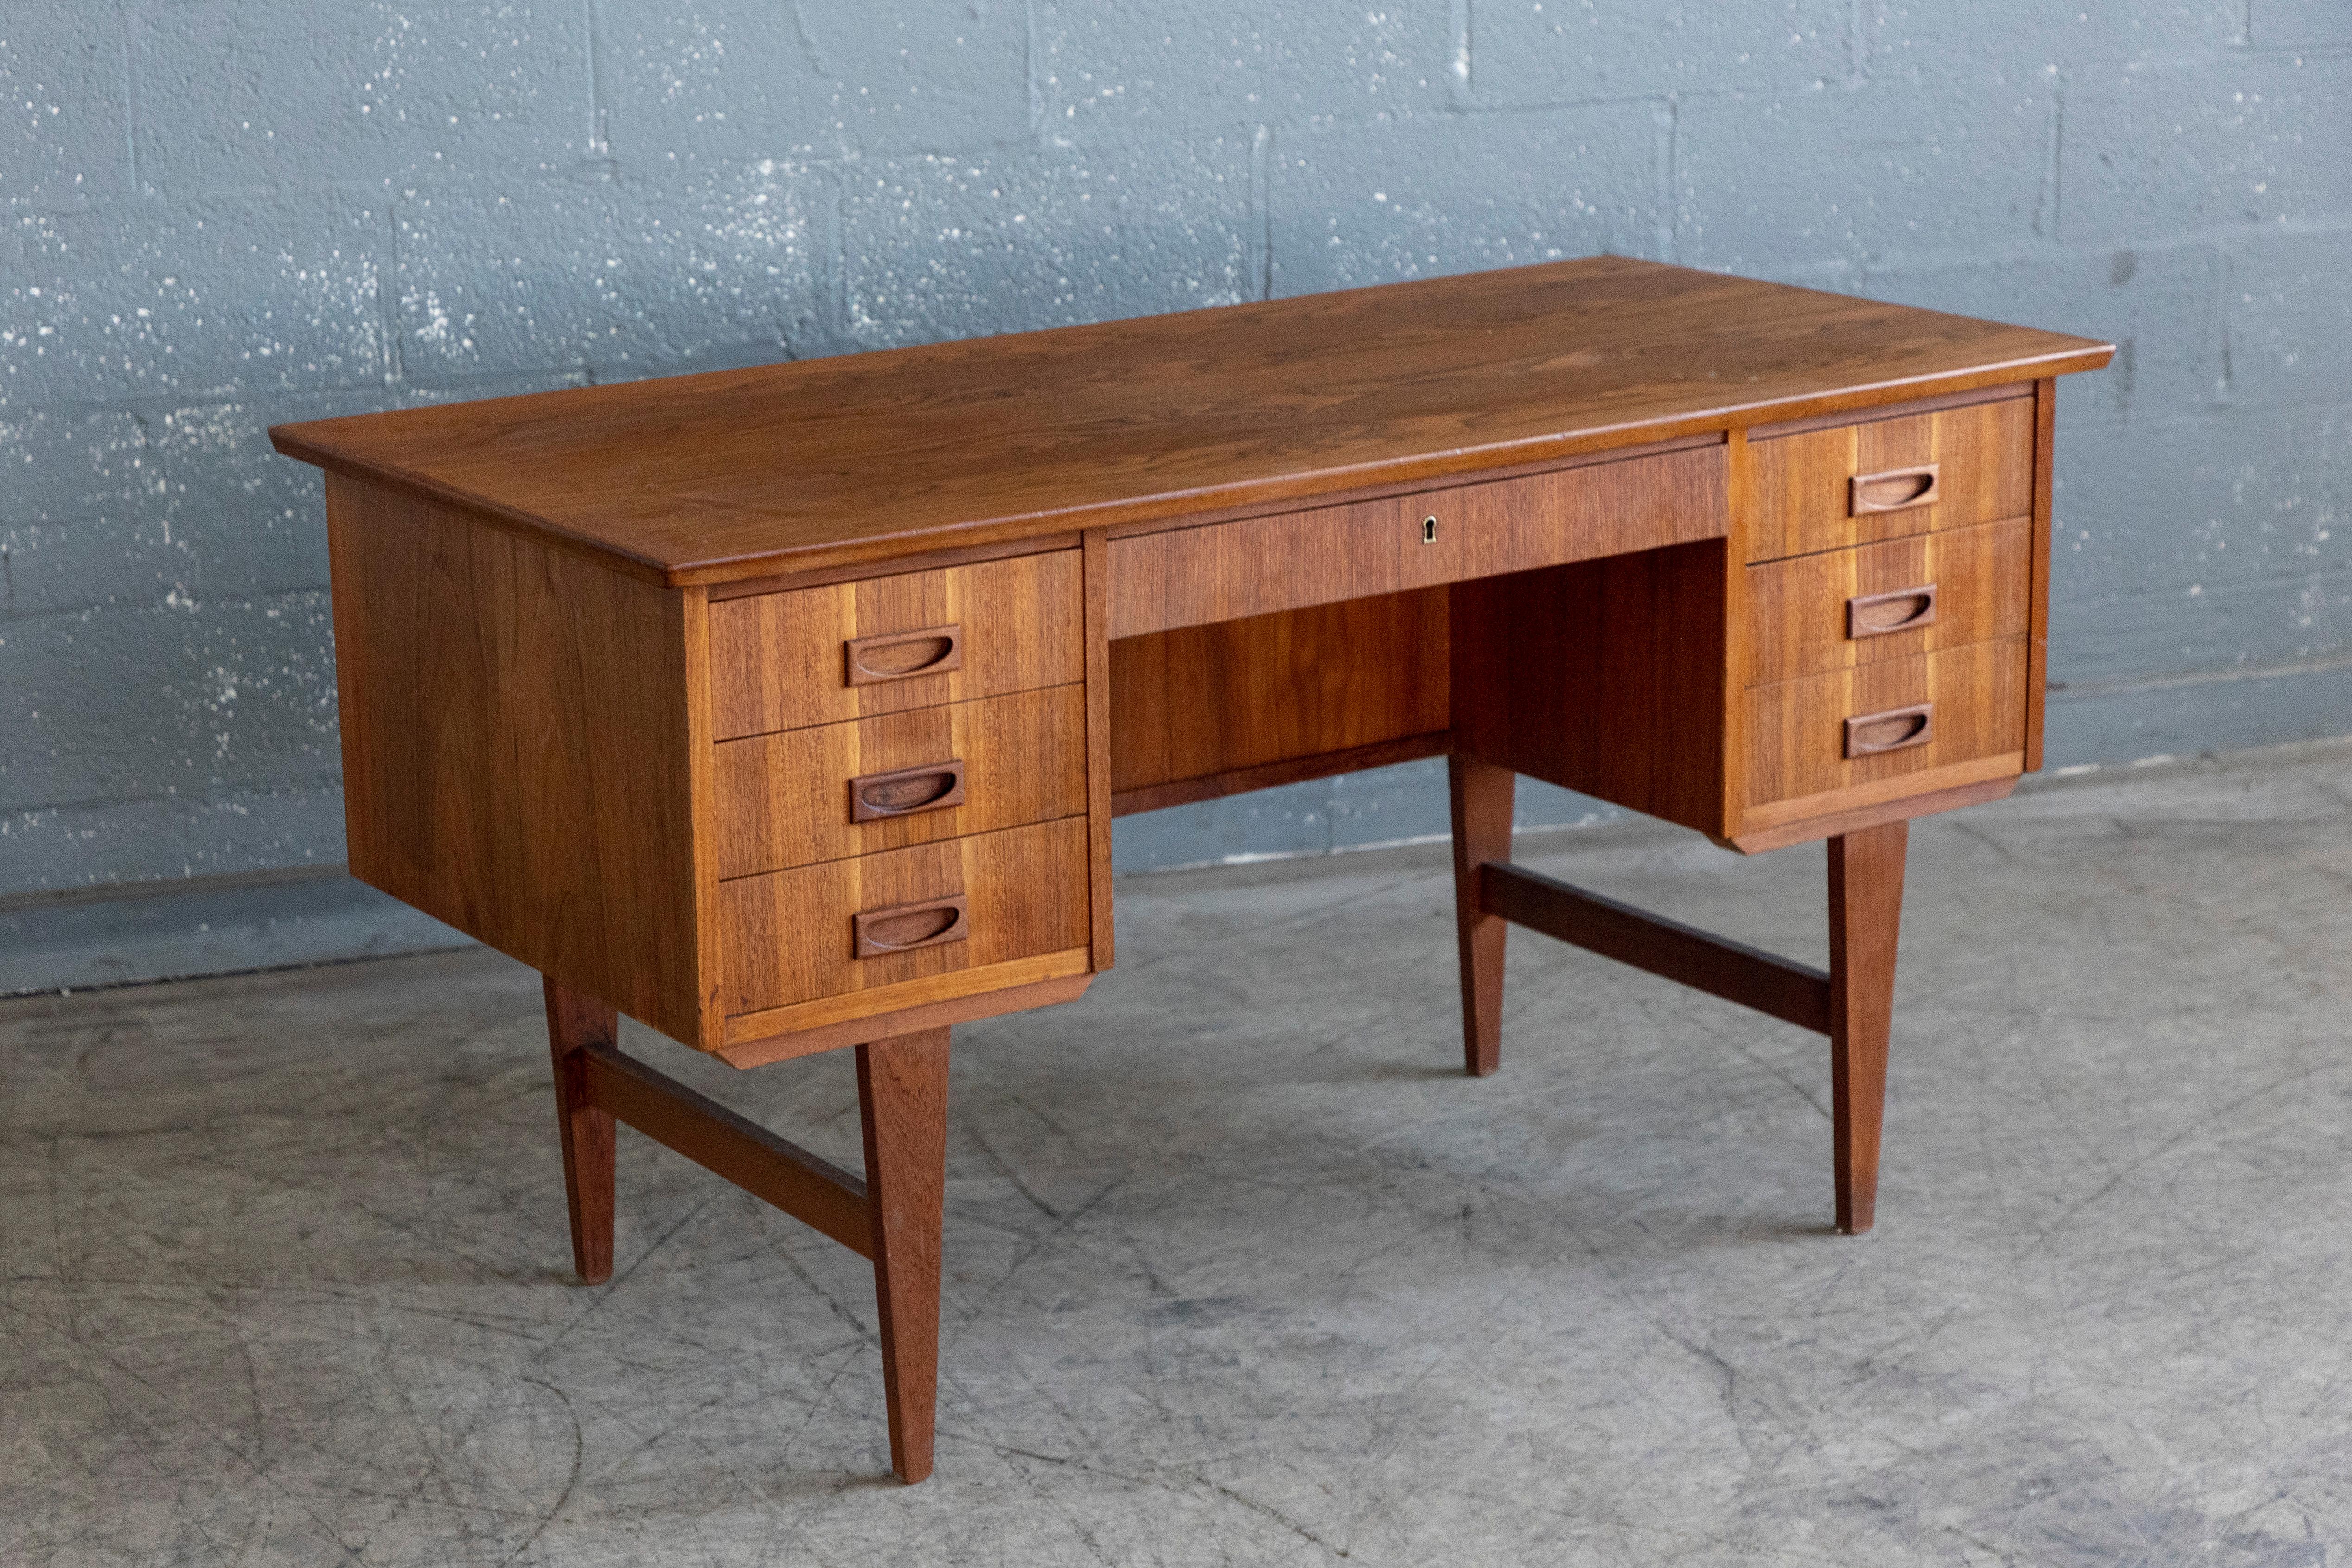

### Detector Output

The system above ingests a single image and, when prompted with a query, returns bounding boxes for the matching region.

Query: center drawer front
[720,818,1090,1016]
[1108,442,1728,638]
[1745,516,2031,686]
[1748,393,2033,563]
[1745,639,2028,808]
[710,550,1083,740]
[715,686,1086,878]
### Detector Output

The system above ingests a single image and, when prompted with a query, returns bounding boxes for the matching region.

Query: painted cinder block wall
[1,4,2347,973]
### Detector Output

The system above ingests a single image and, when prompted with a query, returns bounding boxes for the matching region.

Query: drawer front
[1745,639,2028,808]
[1748,393,2034,563]
[1109,441,1728,637]
[711,551,1084,739]
[720,818,1090,1016]
[715,686,1086,877]
[1745,517,2031,685]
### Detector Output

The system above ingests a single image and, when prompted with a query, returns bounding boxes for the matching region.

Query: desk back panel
[1108,592,1450,815]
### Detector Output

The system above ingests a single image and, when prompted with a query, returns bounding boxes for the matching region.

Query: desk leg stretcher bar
[1449,756,1907,1235]
[544,979,952,1482]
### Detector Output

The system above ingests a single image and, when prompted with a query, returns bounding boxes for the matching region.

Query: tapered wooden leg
[542,976,618,1284]
[856,1027,952,1484]
[1449,753,1516,1077]
[1827,820,1907,1235]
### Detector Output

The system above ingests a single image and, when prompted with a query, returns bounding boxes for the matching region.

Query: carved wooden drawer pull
[852,895,970,958]
[1850,464,1940,516]
[1844,703,1934,759]
[844,624,963,686]
[848,760,966,822]
[1846,583,1938,640]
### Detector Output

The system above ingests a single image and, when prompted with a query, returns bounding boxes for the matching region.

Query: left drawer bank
[321,474,1104,1063]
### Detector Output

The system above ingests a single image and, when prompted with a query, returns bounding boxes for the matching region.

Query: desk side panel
[1450,543,1731,837]
[327,475,707,1043]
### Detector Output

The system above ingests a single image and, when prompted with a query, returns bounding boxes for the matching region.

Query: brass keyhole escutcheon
[1422,515,1439,544]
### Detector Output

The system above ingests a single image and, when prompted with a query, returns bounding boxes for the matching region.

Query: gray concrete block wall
[0,3,2346,973]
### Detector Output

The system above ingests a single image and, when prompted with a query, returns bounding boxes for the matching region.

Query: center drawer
[715,686,1086,877]
[1108,440,1728,637]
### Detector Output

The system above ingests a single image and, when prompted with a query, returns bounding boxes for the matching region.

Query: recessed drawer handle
[1850,464,1940,516]
[1847,583,1938,640]
[853,895,970,958]
[844,624,964,687]
[849,760,967,822]
[1844,703,1933,759]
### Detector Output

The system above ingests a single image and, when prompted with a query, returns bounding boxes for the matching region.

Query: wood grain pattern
[1828,821,1907,1235]
[711,551,1082,739]
[1744,516,2032,685]
[857,1028,952,1485]
[1109,443,1727,638]
[272,257,2108,587]
[719,970,1092,1066]
[1726,772,2018,854]
[719,819,1090,1016]
[1109,591,1450,800]
[722,951,1090,1052]
[1747,394,2036,563]
[543,977,618,1284]
[714,687,1085,877]
[326,475,708,1042]
[1744,638,2029,808]
[1450,542,1730,837]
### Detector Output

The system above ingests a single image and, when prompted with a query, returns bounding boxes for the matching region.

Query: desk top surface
[272,256,2109,587]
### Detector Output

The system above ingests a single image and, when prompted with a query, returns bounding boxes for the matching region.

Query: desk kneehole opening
[1844,703,1934,759]
[844,623,963,686]
[1847,582,1938,640]
[848,759,967,823]
[1850,464,1940,516]
[853,895,971,959]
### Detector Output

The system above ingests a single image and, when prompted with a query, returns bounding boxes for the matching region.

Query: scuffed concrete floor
[10,745,2352,1566]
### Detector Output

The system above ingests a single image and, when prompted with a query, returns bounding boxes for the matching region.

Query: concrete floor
[9,745,2352,1566]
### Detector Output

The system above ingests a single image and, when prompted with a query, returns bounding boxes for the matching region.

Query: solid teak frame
[274,256,2109,1481]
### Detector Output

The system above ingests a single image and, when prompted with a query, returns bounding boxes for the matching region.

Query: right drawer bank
[1741,390,2039,825]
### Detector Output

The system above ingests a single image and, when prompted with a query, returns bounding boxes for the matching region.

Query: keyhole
[1421,515,1439,544]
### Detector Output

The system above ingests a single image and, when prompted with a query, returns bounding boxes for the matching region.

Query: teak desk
[273,257,2110,1482]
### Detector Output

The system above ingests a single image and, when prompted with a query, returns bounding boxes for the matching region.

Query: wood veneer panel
[1108,591,1451,798]
[1450,542,1730,837]
[1747,395,2036,563]
[1745,516,2032,685]
[2026,377,2057,772]
[720,819,1089,1016]
[1744,639,2028,808]
[711,551,1082,739]
[715,687,1086,877]
[327,475,707,1043]
[273,258,2109,586]
[1109,444,1726,638]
